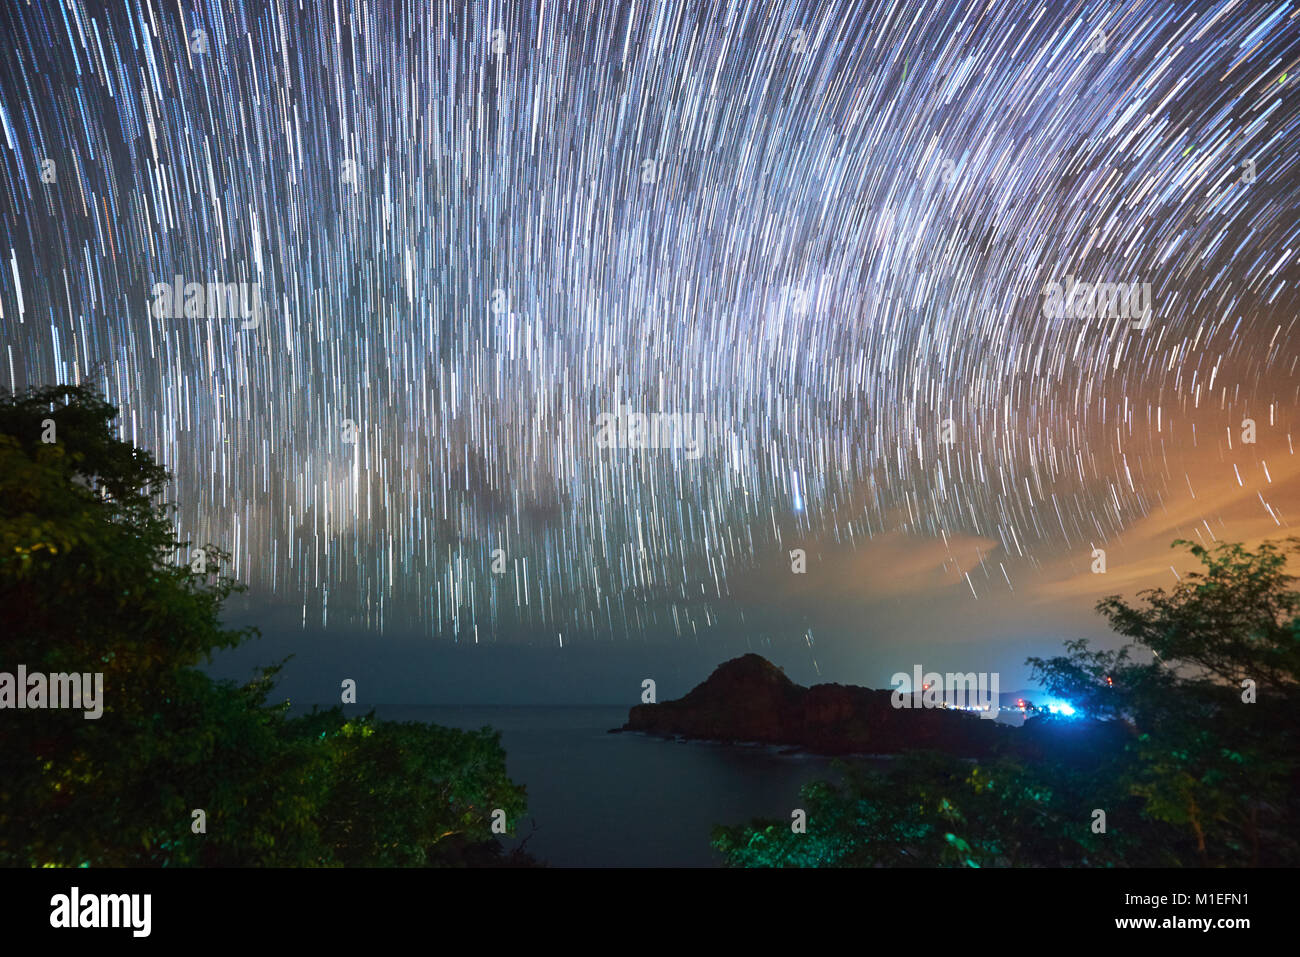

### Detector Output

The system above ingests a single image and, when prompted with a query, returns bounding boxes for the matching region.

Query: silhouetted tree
[715,538,1300,867]
[0,383,533,866]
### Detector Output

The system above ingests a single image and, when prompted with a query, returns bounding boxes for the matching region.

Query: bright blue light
[1046,700,1077,717]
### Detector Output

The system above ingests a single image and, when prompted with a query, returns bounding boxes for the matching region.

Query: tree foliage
[715,538,1300,867]
[0,383,534,866]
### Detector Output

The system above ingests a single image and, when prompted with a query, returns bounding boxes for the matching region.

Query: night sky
[2,0,1298,703]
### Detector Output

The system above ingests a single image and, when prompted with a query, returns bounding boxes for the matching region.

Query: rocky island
[615,653,1009,756]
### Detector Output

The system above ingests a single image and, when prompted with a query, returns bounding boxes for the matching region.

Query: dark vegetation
[713,539,1300,866]
[0,383,537,866]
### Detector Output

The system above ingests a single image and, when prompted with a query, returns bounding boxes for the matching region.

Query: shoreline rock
[614,653,1007,757]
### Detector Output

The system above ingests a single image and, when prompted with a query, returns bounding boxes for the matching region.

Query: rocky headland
[615,653,1010,756]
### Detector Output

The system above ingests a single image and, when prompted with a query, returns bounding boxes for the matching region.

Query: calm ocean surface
[368,704,855,867]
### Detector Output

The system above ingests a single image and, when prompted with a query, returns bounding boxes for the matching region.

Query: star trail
[1,0,1298,644]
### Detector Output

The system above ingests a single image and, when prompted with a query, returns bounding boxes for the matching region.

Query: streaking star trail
[1,0,1298,642]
